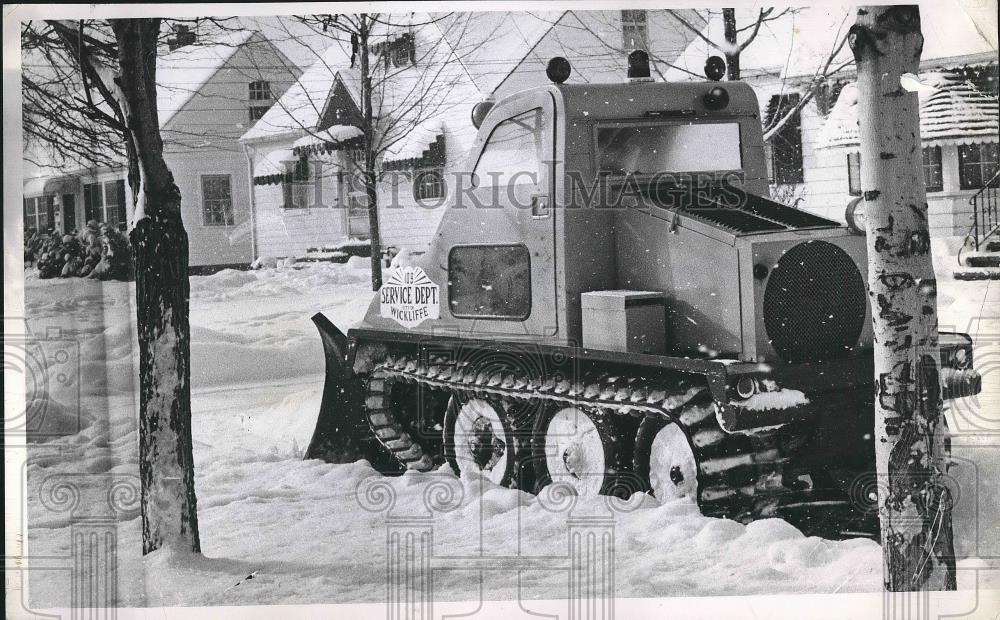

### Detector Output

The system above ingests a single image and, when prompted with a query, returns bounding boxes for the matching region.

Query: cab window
[448,244,531,319]
[473,108,544,187]
[597,122,742,175]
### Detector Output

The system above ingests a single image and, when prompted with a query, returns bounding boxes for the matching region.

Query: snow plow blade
[304,313,397,470]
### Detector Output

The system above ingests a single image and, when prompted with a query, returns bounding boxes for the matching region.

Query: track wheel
[533,406,637,497]
[633,417,698,502]
[444,396,522,487]
[366,375,435,472]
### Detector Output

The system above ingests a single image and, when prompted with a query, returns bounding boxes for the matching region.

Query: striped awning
[253,148,298,186]
[383,119,445,171]
[292,125,363,158]
[820,72,1000,151]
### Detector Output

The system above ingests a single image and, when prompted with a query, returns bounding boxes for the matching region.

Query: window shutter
[115,180,127,226]
[766,94,804,185]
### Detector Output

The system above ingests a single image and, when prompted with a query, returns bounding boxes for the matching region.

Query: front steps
[954,239,1000,280]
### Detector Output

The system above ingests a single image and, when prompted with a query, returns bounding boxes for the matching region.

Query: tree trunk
[722,8,741,80]
[359,15,384,291]
[112,19,200,555]
[850,5,955,591]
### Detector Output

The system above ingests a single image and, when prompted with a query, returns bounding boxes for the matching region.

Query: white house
[23,27,301,270]
[240,9,705,259]
[665,3,999,237]
[240,14,490,259]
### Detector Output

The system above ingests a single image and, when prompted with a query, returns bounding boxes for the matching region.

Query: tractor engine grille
[763,240,866,363]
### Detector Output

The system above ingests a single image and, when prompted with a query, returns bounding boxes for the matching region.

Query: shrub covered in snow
[26,221,133,281]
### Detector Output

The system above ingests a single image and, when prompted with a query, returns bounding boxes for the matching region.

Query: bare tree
[534,8,851,147]
[280,12,480,290]
[22,18,202,555]
[850,4,956,591]
[668,7,793,81]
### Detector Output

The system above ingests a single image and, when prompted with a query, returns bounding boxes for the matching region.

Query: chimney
[167,25,197,52]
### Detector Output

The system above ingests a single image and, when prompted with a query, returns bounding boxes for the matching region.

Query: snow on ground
[20,239,1000,608]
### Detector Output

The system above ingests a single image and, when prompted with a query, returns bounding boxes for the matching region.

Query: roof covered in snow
[156,30,257,128]
[292,125,363,150]
[820,71,1000,149]
[437,11,564,95]
[240,44,353,142]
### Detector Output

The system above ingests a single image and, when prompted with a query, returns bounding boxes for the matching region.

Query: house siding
[379,120,479,251]
[157,35,301,267]
[762,87,990,238]
[248,137,354,258]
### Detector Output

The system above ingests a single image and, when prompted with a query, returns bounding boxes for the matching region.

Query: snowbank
[20,250,1000,608]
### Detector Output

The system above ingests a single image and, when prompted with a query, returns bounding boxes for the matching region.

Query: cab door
[448,90,559,338]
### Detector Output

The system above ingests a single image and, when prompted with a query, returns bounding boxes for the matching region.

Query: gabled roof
[438,11,564,95]
[157,30,257,128]
[820,71,1000,150]
[240,43,352,142]
[242,13,486,148]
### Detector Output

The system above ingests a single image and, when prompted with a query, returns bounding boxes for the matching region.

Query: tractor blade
[304,313,388,467]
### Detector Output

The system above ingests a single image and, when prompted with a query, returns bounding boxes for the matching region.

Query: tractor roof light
[703,86,730,110]
[704,56,726,81]
[471,99,495,129]
[546,57,572,84]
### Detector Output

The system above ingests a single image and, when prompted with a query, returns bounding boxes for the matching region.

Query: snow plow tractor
[306,54,982,537]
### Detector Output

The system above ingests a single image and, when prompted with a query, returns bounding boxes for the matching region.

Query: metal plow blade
[304,313,398,472]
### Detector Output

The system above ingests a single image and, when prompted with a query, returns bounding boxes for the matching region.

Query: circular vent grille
[763,240,866,363]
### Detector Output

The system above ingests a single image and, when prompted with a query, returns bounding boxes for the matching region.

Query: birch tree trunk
[112,19,200,555]
[849,5,955,591]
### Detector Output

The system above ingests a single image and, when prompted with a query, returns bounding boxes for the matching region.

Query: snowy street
[19,238,1000,608]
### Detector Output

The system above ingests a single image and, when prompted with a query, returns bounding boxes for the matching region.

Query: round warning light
[546,57,572,84]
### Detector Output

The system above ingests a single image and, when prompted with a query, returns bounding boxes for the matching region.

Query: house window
[621,10,648,50]
[103,180,126,228]
[767,94,804,185]
[249,81,272,101]
[288,182,311,209]
[248,81,273,122]
[414,168,444,201]
[391,38,412,67]
[372,33,415,69]
[202,174,234,225]
[281,158,315,209]
[84,182,103,223]
[24,197,39,231]
[922,146,943,193]
[958,143,1000,190]
[848,147,942,196]
[26,195,55,231]
[249,105,270,121]
[847,152,862,196]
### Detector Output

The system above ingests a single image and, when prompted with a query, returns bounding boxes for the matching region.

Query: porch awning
[23,177,47,197]
[291,125,363,158]
[383,119,445,171]
[820,72,1000,151]
[44,176,81,195]
[253,148,297,186]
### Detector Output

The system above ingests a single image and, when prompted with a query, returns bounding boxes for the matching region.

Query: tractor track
[362,353,817,523]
